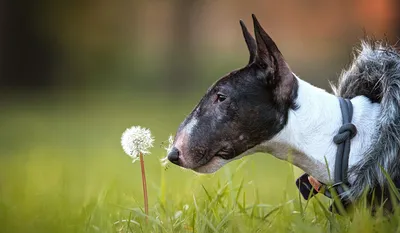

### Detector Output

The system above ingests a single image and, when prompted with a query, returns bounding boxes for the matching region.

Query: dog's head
[167,15,298,173]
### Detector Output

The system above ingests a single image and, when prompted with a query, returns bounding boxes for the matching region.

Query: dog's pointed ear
[252,14,296,105]
[252,14,284,69]
[239,20,256,64]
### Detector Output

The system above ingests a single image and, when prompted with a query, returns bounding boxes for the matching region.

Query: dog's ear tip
[239,17,256,64]
[251,14,261,31]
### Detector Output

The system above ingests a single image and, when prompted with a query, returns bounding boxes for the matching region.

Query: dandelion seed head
[160,157,169,167]
[165,134,174,154]
[121,126,154,161]
[174,210,183,219]
[160,134,174,167]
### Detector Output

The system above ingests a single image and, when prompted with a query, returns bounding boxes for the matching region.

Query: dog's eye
[216,93,227,103]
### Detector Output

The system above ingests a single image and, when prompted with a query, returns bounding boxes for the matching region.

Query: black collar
[296,97,357,208]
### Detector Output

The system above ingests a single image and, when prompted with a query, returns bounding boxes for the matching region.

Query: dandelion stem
[139,152,149,221]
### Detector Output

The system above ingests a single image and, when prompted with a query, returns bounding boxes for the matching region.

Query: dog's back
[331,41,400,201]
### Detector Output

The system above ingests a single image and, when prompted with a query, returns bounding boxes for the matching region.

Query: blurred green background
[0,0,399,232]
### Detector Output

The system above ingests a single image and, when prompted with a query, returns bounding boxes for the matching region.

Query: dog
[167,14,400,210]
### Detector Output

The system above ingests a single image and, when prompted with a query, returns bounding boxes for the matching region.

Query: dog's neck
[259,76,381,183]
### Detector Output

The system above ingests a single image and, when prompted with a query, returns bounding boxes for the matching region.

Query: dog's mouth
[214,147,234,160]
[192,156,228,173]
[190,147,234,173]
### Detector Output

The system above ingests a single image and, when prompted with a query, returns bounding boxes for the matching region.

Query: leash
[296,97,357,208]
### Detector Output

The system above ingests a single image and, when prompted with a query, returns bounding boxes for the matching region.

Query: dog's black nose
[168,147,180,164]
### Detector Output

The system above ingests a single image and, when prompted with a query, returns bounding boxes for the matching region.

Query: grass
[0,90,399,233]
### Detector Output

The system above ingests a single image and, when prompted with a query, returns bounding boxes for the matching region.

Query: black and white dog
[167,15,400,208]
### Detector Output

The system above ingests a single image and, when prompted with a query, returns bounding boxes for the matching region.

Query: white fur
[175,118,198,148]
[185,118,198,137]
[259,77,381,183]
[174,118,198,166]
